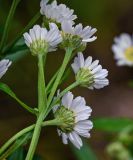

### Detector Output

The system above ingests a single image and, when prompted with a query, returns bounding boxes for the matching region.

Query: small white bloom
[0,59,12,79]
[61,21,97,43]
[53,91,93,149]
[112,33,133,66]
[71,53,109,89]
[40,0,77,24]
[23,23,62,55]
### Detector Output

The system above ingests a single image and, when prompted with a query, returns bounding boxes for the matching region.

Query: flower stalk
[25,53,47,160]
[46,48,73,109]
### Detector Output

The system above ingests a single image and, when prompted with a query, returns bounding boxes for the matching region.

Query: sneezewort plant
[0,0,109,159]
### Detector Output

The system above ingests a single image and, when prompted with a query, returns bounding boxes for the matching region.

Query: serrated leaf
[94,118,133,132]
[71,141,98,160]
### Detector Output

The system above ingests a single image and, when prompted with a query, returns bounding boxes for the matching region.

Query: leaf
[0,82,36,114]
[94,118,133,132]
[0,82,16,98]
[7,147,43,160]
[7,147,24,160]
[71,141,98,160]
[4,38,28,62]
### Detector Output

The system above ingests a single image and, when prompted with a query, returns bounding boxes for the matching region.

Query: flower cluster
[0,0,109,155]
[22,0,108,149]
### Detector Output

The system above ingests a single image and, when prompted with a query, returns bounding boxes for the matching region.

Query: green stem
[0,125,34,156]
[46,48,73,109]
[25,54,47,160]
[46,81,80,116]
[0,83,37,115]
[14,96,38,115]
[0,119,61,157]
[46,70,58,94]
[3,11,41,54]
[52,81,79,106]
[0,132,31,160]
[0,0,21,51]
[38,54,47,112]
[46,51,76,95]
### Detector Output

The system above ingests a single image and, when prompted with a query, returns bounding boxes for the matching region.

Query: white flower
[61,21,97,43]
[112,33,133,66]
[71,53,109,89]
[0,59,12,79]
[40,0,77,24]
[23,23,62,55]
[53,91,93,149]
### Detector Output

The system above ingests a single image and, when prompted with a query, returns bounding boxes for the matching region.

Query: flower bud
[107,142,132,160]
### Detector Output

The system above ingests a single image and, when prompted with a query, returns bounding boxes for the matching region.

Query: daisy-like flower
[40,0,77,25]
[71,52,109,89]
[53,91,93,149]
[112,33,133,66]
[0,59,12,79]
[23,23,62,56]
[61,21,97,50]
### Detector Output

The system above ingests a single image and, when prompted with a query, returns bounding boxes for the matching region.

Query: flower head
[40,0,77,25]
[53,91,93,149]
[0,59,12,79]
[112,33,133,66]
[71,53,109,89]
[61,21,97,50]
[23,23,62,55]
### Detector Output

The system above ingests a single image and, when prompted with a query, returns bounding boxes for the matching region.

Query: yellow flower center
[125,47,133,62]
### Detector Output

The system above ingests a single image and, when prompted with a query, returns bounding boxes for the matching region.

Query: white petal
[62,92,73,109]
[68,132,83,149]
[61,21,74,34]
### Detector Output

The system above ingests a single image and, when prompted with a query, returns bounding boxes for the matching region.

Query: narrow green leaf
[0,0,21,51]
[94,118,133,132]
[8,147,24,160]
[0,82,37,115]
[3,11,40,54]
[71,141,98,160]
[0,132,32,159]
[7,146,43,160]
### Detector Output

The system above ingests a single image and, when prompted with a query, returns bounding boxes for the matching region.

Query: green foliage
[4,38,28,61]
[71,141,98,160]
[7,147,42,160]
[0,82,36,114]
[94,118,133,132]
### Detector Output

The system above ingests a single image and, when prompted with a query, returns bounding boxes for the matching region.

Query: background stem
[0,0,21,51]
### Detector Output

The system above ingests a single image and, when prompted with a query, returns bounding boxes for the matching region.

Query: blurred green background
[1,0,133,159]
